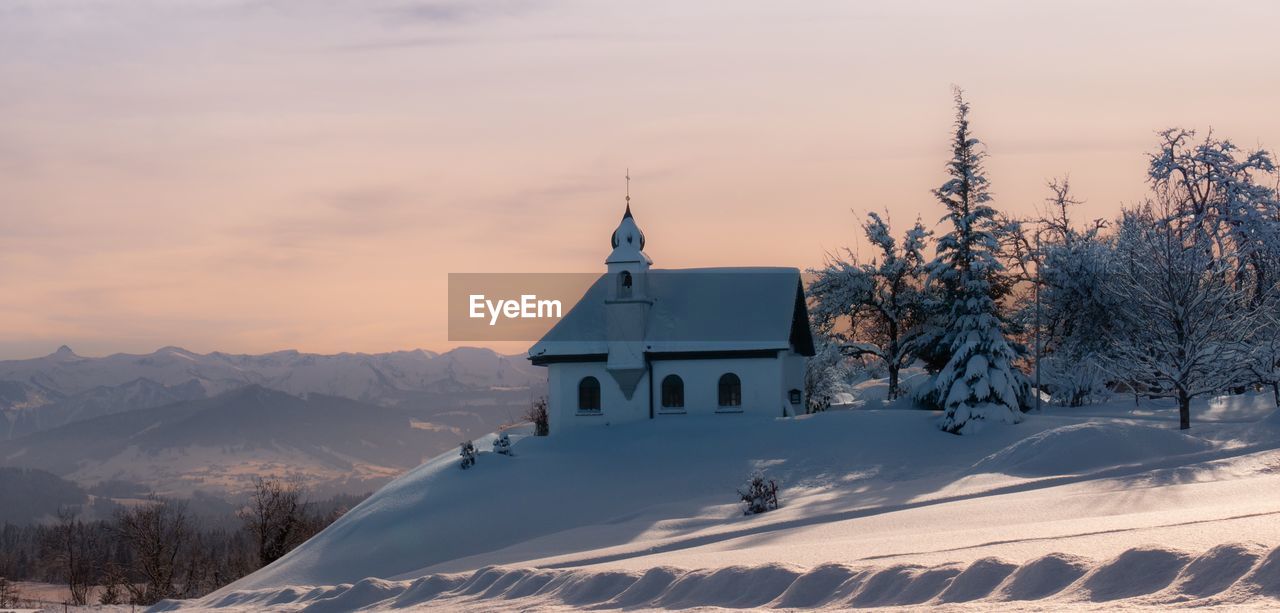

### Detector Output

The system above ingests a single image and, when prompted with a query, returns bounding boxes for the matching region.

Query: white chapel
[528,201,815,433]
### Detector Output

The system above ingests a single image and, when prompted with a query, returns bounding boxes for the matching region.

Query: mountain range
[0,345,541,437]
[0,346,544,498]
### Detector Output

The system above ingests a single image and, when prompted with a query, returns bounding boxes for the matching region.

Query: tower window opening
[619,271,633,298]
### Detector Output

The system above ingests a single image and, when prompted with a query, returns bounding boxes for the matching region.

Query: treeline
[809,88,1280,432]
[0,477,367,606]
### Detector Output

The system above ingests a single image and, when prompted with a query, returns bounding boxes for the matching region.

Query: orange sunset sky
[2,0,1279,359]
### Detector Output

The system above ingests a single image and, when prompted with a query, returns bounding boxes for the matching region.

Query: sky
[2,0,1279,360]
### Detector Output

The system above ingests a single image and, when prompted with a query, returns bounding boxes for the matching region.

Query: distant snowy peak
[155,346,200,360]
[49,345,82,362]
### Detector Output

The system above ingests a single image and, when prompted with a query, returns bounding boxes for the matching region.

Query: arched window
[618,271,633,298]
[718,373,741,407]
[578,376,601,412]
[661,375,684,408]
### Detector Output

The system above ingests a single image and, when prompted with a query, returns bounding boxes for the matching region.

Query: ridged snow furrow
[181,543,1280,611]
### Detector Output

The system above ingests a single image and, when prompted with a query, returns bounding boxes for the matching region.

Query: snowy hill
[173,390,1280,611]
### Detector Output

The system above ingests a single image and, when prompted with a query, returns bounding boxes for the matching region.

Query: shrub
[737,471,780,515]
[0,577,19,608]
[525,396,550,436]
[458,441,477,469]
[492,432,513,456]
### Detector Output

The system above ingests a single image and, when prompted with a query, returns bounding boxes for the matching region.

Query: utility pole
[1034,227,1042,413]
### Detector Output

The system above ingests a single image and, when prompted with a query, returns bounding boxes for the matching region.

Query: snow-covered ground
[162,389,1280,611]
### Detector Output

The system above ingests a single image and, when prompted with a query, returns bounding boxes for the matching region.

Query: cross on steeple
[610,168,646,250]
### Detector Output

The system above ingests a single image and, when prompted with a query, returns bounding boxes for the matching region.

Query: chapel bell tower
[604,172,652,398]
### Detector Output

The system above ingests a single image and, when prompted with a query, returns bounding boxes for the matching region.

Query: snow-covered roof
[529,267,815,363]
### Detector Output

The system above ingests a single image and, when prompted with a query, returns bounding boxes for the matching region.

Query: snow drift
[222,409,1056,591]
[969,421,1214,477]
[166,543,1280,611]
[180,390,1280,611]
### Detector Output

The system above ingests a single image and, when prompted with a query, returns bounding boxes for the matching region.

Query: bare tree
[44,506,94,605]
[1108,205,1263,429]
[803,334,846,412]
[114,496,192,605]
[1245,307,1280,407]
[809,212,931,399]
[1148,128,1280,304]
[0,575,21,608]
[1038,176,1108,245]
[524,396,549,436]
[98,561,127,605]
[239,476,318,569]
[1027,178,1121,406]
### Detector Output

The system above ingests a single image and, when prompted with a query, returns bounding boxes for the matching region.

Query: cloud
[383,0,545,25]
[233,186,425,249]
[324,34,464,52]
[322,0,569,52]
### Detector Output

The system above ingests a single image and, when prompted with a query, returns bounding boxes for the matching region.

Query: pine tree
[923,88,1023,433]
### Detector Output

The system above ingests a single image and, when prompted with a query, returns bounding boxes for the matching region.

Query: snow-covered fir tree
[921,88,1024,433]
[810,212,931,399]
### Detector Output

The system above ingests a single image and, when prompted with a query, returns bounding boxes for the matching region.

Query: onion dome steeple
[607,170,651,266]
[610,203,646,250]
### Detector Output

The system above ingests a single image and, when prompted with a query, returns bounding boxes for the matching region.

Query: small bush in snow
[737,471,780,515]
[459,441,477,469]
[525,396,550,436]
[492,432,512,456]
